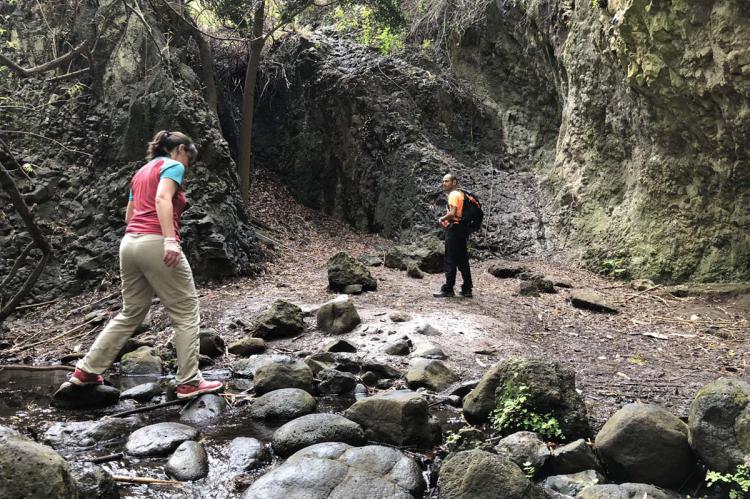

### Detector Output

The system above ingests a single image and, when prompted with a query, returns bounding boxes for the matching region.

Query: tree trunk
[237,0,266,203]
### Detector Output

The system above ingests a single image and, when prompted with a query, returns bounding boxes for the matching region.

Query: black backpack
[459,190,484,233]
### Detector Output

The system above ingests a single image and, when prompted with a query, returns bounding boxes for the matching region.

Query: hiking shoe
[69,368,104,386]
[433,290,455,298]
[459,290,473,298]
[176,380,224,399]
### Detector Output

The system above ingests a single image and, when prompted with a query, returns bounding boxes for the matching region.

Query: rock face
[251,300,304,339]
[165,441,209,481]
[125,422,200,457]
[437,449,545,499]
[595,403,693,488]
[344,390,441,448]
[244,442,425,498]
[248,388,317,420]
[463,358,590,440]
[0,426,78,499]
[271,413,366,457]
[688,377,750,473]
[316,296,361,335]
[253,358,314,395]
[327,252,377,292]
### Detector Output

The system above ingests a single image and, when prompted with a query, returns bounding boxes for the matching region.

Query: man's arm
[439,204,457,224]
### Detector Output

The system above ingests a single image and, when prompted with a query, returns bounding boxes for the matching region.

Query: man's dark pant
[441,225,472,293]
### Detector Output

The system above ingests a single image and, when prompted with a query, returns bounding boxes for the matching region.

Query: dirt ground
[2,176,749,430]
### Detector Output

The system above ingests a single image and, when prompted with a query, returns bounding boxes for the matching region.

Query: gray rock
[343,284,363,294]
[577,483,682,499]
[437,449,546,499]
[487,262,528,278]
[463,357,590,440]
[324,339,357,353]
[549,439,601,475]
[317,368,357,395]
[406,263,424,278]
[359,255,383,267]
[125,422,200,457]
[594,403,693,488]
[254,357,314,394]
[271,413,366,457]
[410,341,447,359]
[568,289,619,314]
[317,296,361,335]
[198,328,225,358]
[361,359,402,379]
[0,426,77,499]
[414,324,442,336]
[44,417,141,448]
[542,470,605,497]
[384,339,411,356]
[231,353,291,377]
[244,442,424,498]
[688,377,750,473]
[229,437,267,472]
[227,337,267,356]
[384,240,444,274]
[305,352,362,375]
[361,371,378,386]
[494,431,550,470]
[248,388,317,420]
[165,441,208,481]
[51,382,121,409]
[70,461,119,499]
[344,390,441,448]
[179,394,226,425]
[120,382,162,402]
[120,346,162,375]
[519,281,541,297]
[328,251,377,292]
[389,311,411,322]
[406,358,458,391]
[251,300,304,339]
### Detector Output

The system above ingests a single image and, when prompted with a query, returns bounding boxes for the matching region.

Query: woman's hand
[163,237,182,267]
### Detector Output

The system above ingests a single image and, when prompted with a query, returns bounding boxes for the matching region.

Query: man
[434,173,473,298]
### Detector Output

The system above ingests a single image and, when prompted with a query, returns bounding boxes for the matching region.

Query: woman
[69,131,223,399]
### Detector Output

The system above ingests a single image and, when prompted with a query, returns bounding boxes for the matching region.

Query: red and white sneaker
[175,380,223,399]
[69,368,104,386]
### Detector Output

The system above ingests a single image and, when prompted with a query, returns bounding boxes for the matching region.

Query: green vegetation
[490,385,564,440]
[333,5,405,54]
[705,465,750,499]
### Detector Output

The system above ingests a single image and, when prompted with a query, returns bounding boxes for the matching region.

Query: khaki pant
[77,233,202,385]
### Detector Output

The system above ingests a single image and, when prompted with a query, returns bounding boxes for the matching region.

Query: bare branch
[46,67,90,82]
[0,40,90,77]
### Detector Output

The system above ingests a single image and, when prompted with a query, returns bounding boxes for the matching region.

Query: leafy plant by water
[490,385,564,440]
[705,465,750,499]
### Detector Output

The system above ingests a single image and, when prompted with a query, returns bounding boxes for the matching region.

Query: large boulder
[316,296,361,335]
[577,483,681,499]
[688,377,750,473]
[406,358,458,391]
[327,252,377,292]
[549,439,601,475]
[120,346,162,375]
[384,239,444,274]
[254,357,314,395]
[229,437,267,472]
[594,403,693,488]
[0,426,78,499]
[51,382,121,409]
[463,358,590,440]
[165,441,209,481]
[344,390,441,448]
[271,413,366,457]
[247,388,317,421]
[251,300,304,339]
[244,442,425,498]
[125,422,200,457]
[437,449,546,499]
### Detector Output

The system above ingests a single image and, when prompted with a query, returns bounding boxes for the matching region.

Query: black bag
[459,189,484,233]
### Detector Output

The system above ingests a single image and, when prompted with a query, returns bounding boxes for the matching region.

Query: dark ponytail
[146,130,198,163]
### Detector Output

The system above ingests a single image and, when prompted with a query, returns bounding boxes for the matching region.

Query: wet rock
[494,431,550,470]
[487,262,528,279]
[198,354,214,368]
[437,449,546,499]
[688,377,750,473]
[317,368,357,395]
[541,470,605,497]
[389,311,411,322]
[120,346,162,375]
[305,352,361,375]
[120,382,162,402]
[327,251,377,292]
[406,358,458,392]
[179,394,226,425]
[463,357,590,440]
[44,417,141,448]
[244,442,424,498]
[251,300,304,339]
[385,240,443,273]
[248,388,317,420]
[414,323,442,336]
[361,371,378,386]
[70,462,119,499]
[440,379,480,399]
[228,337,267,356]
[406,263,424,279]
[51,382,121,409]
[324,339,357,353]
[231,353,291,377]
[229,437,267,472]
[165,441,209,481]
[343,284,363,295]
[254,357,314,394]
[577,483,681,499]
[344,390,441,448]
[354,383,368,400]
[199,328,225,358]
[549,439,601,475]
[125,422,199,457]
[595,403,693,488]
[411,341,447,359]
[0,426,77,499]
[317,296,361,335]
[384,339,411,356]
[115,337,153,361]
[271,413,366,457]
[568,289,618,314]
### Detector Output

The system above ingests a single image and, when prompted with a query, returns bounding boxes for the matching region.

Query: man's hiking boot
[69,368,104,386]
[176,380,224,399]
[433,289,455,298]
[459,289,473,298]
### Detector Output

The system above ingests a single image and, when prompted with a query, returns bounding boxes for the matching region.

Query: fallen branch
[111,475,182,485]
[5,315,101,353]
[14,298,61,311]
[109,399,187,418]
[625,284,662,302]
[0,40,89,77]
[87,452,123,464]
[0,364,75,372]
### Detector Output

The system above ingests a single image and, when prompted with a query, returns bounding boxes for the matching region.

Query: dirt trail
[3,174,749,429]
